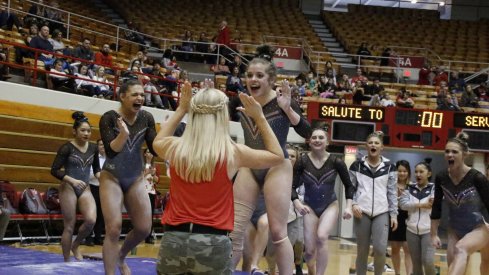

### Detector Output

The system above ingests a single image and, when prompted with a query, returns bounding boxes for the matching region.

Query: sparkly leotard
[99,110,157,192]
[51,142,100,197]
[239,99,311,185]
[292,154,354,217]
[432,169,489,239]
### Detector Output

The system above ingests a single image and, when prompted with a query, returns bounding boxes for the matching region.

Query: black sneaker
[93,238,104,246]
[295,264,303,275]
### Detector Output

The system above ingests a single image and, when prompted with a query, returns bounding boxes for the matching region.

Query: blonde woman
[153,81,284,274]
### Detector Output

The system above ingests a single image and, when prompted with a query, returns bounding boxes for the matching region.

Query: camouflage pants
[157,231,233,275]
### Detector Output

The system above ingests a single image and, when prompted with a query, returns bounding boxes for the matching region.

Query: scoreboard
[306,101,489,152]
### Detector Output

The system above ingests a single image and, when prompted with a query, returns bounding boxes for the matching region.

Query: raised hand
[204,78,215,89]
[276,80,291,111]
[237,93,264,120]
[178,81,192,113]
[116,117,129,136]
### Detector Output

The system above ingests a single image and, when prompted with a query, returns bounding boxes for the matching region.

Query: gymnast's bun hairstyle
[448,131,469,152]
[249,44,277,82]
[72,111,90,129]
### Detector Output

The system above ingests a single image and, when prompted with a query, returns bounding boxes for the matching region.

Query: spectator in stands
[448,71,465,93]
[0,6,22,31]
[92,66,113,99]
[181,30,195,61]
[417,63,431,85]
[306,71,317,94]
[211,56,231,76]
[0,192,11,242]
[433,66,448,87]
[216,20,231,48]
[25,0,46,28]
[74,64,96,96]
[381,92,396,107]
[325,61,337,86]
[226,66,245,93]
[319,78,337,99]
[45,0,65,35]
[74,38,94,63]
[196,32,210,63]
[143,76,165,109]
[230,55,246,77]
[161,49,179,72]
[380,48,392,67]
[460,85,479,108]
[437,94,461,111]
[353,80,368,105]
[51,112,99,261]
[351,68,368,86]
[48,29,65,52]
[368,78,385,95]
[338,73,353,93]
[29,25,55,67]
[396,89,415,108]
[0,43,10,80]
[129,51,147,69]
[476,81,489,101]
[317,75,328,93]
[356,42,371,60]
[49,58,73,91]
[161,70,179,110]
[296,78,306,96]
[26,24,39,45]
[94,44,113,73]
[338,96,347,104]
[125,21,145,46]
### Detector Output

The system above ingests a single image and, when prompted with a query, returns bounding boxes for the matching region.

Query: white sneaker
[384,263,394,272]
[367,262,375,271]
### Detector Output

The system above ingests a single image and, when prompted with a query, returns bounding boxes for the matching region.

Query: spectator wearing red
[433,66,448,87]
[216,20,231,47]
[476,82,489,102]
[95,44,113,68]
[417,63,431,85]
[351,68,368,87]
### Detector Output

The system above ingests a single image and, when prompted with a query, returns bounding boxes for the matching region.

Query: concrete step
[309,20,324,24]
[333,57,353,64]
[321,37,337,42]
[325,42,340,47]
[318,33,333,38]
[327,47,344,52]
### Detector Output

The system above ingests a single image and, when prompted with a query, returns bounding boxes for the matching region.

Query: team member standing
[230,45,312,274]
[99,80,158,275]
[153,82,284,274]
[400,161,436,275]
[51,112,99,261]
[431,132,489,275]
[349,131,398,275]
[86,139,106,246]
[389,160,413,275]
[291,128,354,275]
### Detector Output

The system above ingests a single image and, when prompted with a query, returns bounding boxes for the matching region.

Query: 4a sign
[274,46,302,60]
[389,56,425,68]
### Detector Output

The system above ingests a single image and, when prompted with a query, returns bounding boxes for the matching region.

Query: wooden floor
[14,239,484,275]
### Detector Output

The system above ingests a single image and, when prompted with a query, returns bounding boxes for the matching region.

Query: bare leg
[446,229,459,269]
[100,172,124,275]
[263,160,294,274]
[303,208,319,275]
[119,177,152,274]
[59,183,78,262]
[480,241,489,275]
[315,202,339,275]
[71,189,96,260]
[390,241,402,274]
[242,223,256,272]
[449,226,489,275]
[250,214,269,270]
[230,168,260,269]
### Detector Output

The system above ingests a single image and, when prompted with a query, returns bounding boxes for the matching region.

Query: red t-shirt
[94,52,113,67]
[161,162,234,231]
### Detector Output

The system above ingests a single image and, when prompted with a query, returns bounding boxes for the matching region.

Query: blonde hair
[367,131,384,143]
[168,88,235,183]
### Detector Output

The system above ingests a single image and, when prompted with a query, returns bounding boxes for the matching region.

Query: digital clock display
[454,113,489,129]
[395,110,443,128]
[319,104,384,122]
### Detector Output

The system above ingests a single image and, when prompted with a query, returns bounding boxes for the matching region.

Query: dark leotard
[99,110,157,192]
[292,154,354,217]
[51,142,100,197]
[432,169,489,239]
[239,98,311,185]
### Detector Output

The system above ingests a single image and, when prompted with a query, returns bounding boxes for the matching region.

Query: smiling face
[246,62,273,99]
[366,136,383,158]
[445,141,465,169]
[73,122,91,142]
[287,148,298,166]
[309,129,328,152]
[397,164,410,183]
[120,84,145,113]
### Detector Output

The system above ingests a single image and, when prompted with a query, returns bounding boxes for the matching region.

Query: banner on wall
[273,46,303,71]
[389,55,426,69]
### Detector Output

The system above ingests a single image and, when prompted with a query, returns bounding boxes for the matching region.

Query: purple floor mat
[0,246,250,274]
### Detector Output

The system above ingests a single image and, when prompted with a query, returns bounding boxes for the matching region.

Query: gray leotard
[99,110,157,192]
[239,98,311,185]
[432,169,489,239]
[51,142,100,197]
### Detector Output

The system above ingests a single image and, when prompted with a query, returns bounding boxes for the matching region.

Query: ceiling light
[411,0,417,3]
[439,1,445,6]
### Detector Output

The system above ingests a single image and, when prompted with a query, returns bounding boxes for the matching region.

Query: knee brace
[230,200,254,253]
